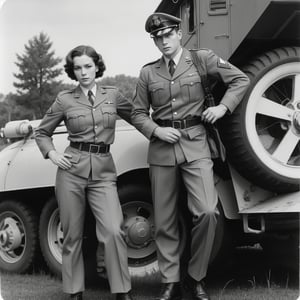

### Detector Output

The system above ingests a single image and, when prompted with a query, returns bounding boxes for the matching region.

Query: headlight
[0,120,33,139]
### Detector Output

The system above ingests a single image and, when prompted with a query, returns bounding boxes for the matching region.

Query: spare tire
[222,47,300,193]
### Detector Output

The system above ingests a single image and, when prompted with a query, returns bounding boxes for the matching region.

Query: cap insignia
[152,16,161,27]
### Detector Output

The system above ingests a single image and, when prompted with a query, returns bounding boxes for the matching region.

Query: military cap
[145,12,181,37]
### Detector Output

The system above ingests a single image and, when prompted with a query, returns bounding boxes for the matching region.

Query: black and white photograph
[0,0,299,299]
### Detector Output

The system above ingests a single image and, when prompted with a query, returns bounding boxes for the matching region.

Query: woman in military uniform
[35,45,134,300]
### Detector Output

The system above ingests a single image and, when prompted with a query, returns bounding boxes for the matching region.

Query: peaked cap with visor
[145,12,182,37]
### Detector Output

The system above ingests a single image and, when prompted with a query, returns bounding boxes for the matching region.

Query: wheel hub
[124,216,154,249]
[293,111,300,133]
[0,217,22,251]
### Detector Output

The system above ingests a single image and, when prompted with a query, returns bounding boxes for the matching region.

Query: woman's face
[73,54,98,89]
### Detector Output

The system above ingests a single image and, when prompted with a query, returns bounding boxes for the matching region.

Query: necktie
[87,90,94,105]
[168,59,176,76]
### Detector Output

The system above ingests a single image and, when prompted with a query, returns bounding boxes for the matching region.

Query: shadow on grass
[1,245,298,300]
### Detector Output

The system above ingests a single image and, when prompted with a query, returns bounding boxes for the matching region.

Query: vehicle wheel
[0,200,38,273]
[118,183,188,277]
[222,47,300,193]
[39,197,62,277]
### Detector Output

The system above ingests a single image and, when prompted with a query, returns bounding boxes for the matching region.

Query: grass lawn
[0,238,298,300]
[0,268,298,300]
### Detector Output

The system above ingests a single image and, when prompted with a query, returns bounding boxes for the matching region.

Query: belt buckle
[172,120,182,129]
[89,144,100,153]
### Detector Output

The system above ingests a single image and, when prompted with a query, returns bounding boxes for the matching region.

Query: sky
[0,0,162,95]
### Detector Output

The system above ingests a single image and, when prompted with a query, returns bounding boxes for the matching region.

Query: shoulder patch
[46,106,53,114]
[217,57,231,69]
[142,58,160,68]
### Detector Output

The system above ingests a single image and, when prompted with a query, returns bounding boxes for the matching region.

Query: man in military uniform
[131,13,250,300]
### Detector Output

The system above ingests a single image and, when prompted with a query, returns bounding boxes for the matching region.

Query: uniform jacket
[35,84,132,180]
[131,48,250,166]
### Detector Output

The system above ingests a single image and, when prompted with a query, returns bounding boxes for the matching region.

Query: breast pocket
[66,113,87,133]
[149,82,168,106]
[101,105,117,129]
[180,76,202,103]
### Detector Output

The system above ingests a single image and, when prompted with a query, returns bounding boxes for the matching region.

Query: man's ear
[177,29,183,41]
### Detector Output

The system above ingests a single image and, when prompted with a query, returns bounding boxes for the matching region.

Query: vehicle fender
[1,121,149,192]
[215,175,240,220]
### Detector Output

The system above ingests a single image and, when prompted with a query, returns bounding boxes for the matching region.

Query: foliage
[3,31,137,124]
[99,74,138,100]
[13,32,63,119]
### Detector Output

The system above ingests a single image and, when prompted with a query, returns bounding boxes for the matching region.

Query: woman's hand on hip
[48,150,73,170]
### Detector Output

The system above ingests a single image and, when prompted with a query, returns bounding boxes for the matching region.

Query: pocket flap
[149,82,165,92]
[187,126,205,139]
[66,112,85,120]
[180,76,201,87]
[101,105,116,114]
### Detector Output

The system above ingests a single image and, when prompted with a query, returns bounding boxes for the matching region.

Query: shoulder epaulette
[189,48,210,53]
[57,89,73,96]
[101,85,117,89]
[142,58,160,68]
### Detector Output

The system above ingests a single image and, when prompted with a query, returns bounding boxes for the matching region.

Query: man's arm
[131,68,159,140]
[203,49,250,114]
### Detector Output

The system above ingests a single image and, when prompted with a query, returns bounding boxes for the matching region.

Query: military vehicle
[0,0,299,278]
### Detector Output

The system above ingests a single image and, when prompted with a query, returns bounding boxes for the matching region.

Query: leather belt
[70,142,110,154]
[155,117,202,129]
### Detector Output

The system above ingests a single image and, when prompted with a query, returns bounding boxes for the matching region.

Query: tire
[0,200,38,273]
[39,197,62,277]
[118,183,188,277]
[39,185,189,279]
[222,47,300,193]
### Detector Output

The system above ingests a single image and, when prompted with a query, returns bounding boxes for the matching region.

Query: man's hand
[48,150,73,170]
[202,104,228,124]
[154,127,181,143]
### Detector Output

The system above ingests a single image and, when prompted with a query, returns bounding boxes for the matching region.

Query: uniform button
[190,82,194,85]
[94,126,98,129]
[171,81,174,84]
[174,112,177,115]
[172,98,176,102]
[93,108,96,111]
[95,137,98,140]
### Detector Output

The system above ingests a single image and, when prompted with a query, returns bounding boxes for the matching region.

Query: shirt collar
[164,47,183,67]
[80,84,97,97]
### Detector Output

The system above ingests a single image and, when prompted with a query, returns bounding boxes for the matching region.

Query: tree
[13,32,63,119]
[99,75,138,100]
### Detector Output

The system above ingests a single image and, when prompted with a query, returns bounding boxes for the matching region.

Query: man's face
[153,29,182,59]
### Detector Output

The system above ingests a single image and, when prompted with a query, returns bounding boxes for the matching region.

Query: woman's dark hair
[64,45,106,80]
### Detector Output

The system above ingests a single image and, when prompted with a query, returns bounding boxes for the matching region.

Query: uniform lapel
[155,57,171,80]
[73,85,107,107]
[94,85,108,106]
[172,48,194,80]
[73,86,90,106]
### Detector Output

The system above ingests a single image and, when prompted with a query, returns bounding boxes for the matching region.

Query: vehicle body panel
[0,120,149,192]
[158,0,300,63]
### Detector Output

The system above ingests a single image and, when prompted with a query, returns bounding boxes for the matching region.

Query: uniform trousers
[55,168,131,294]
[150,157,218,283]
